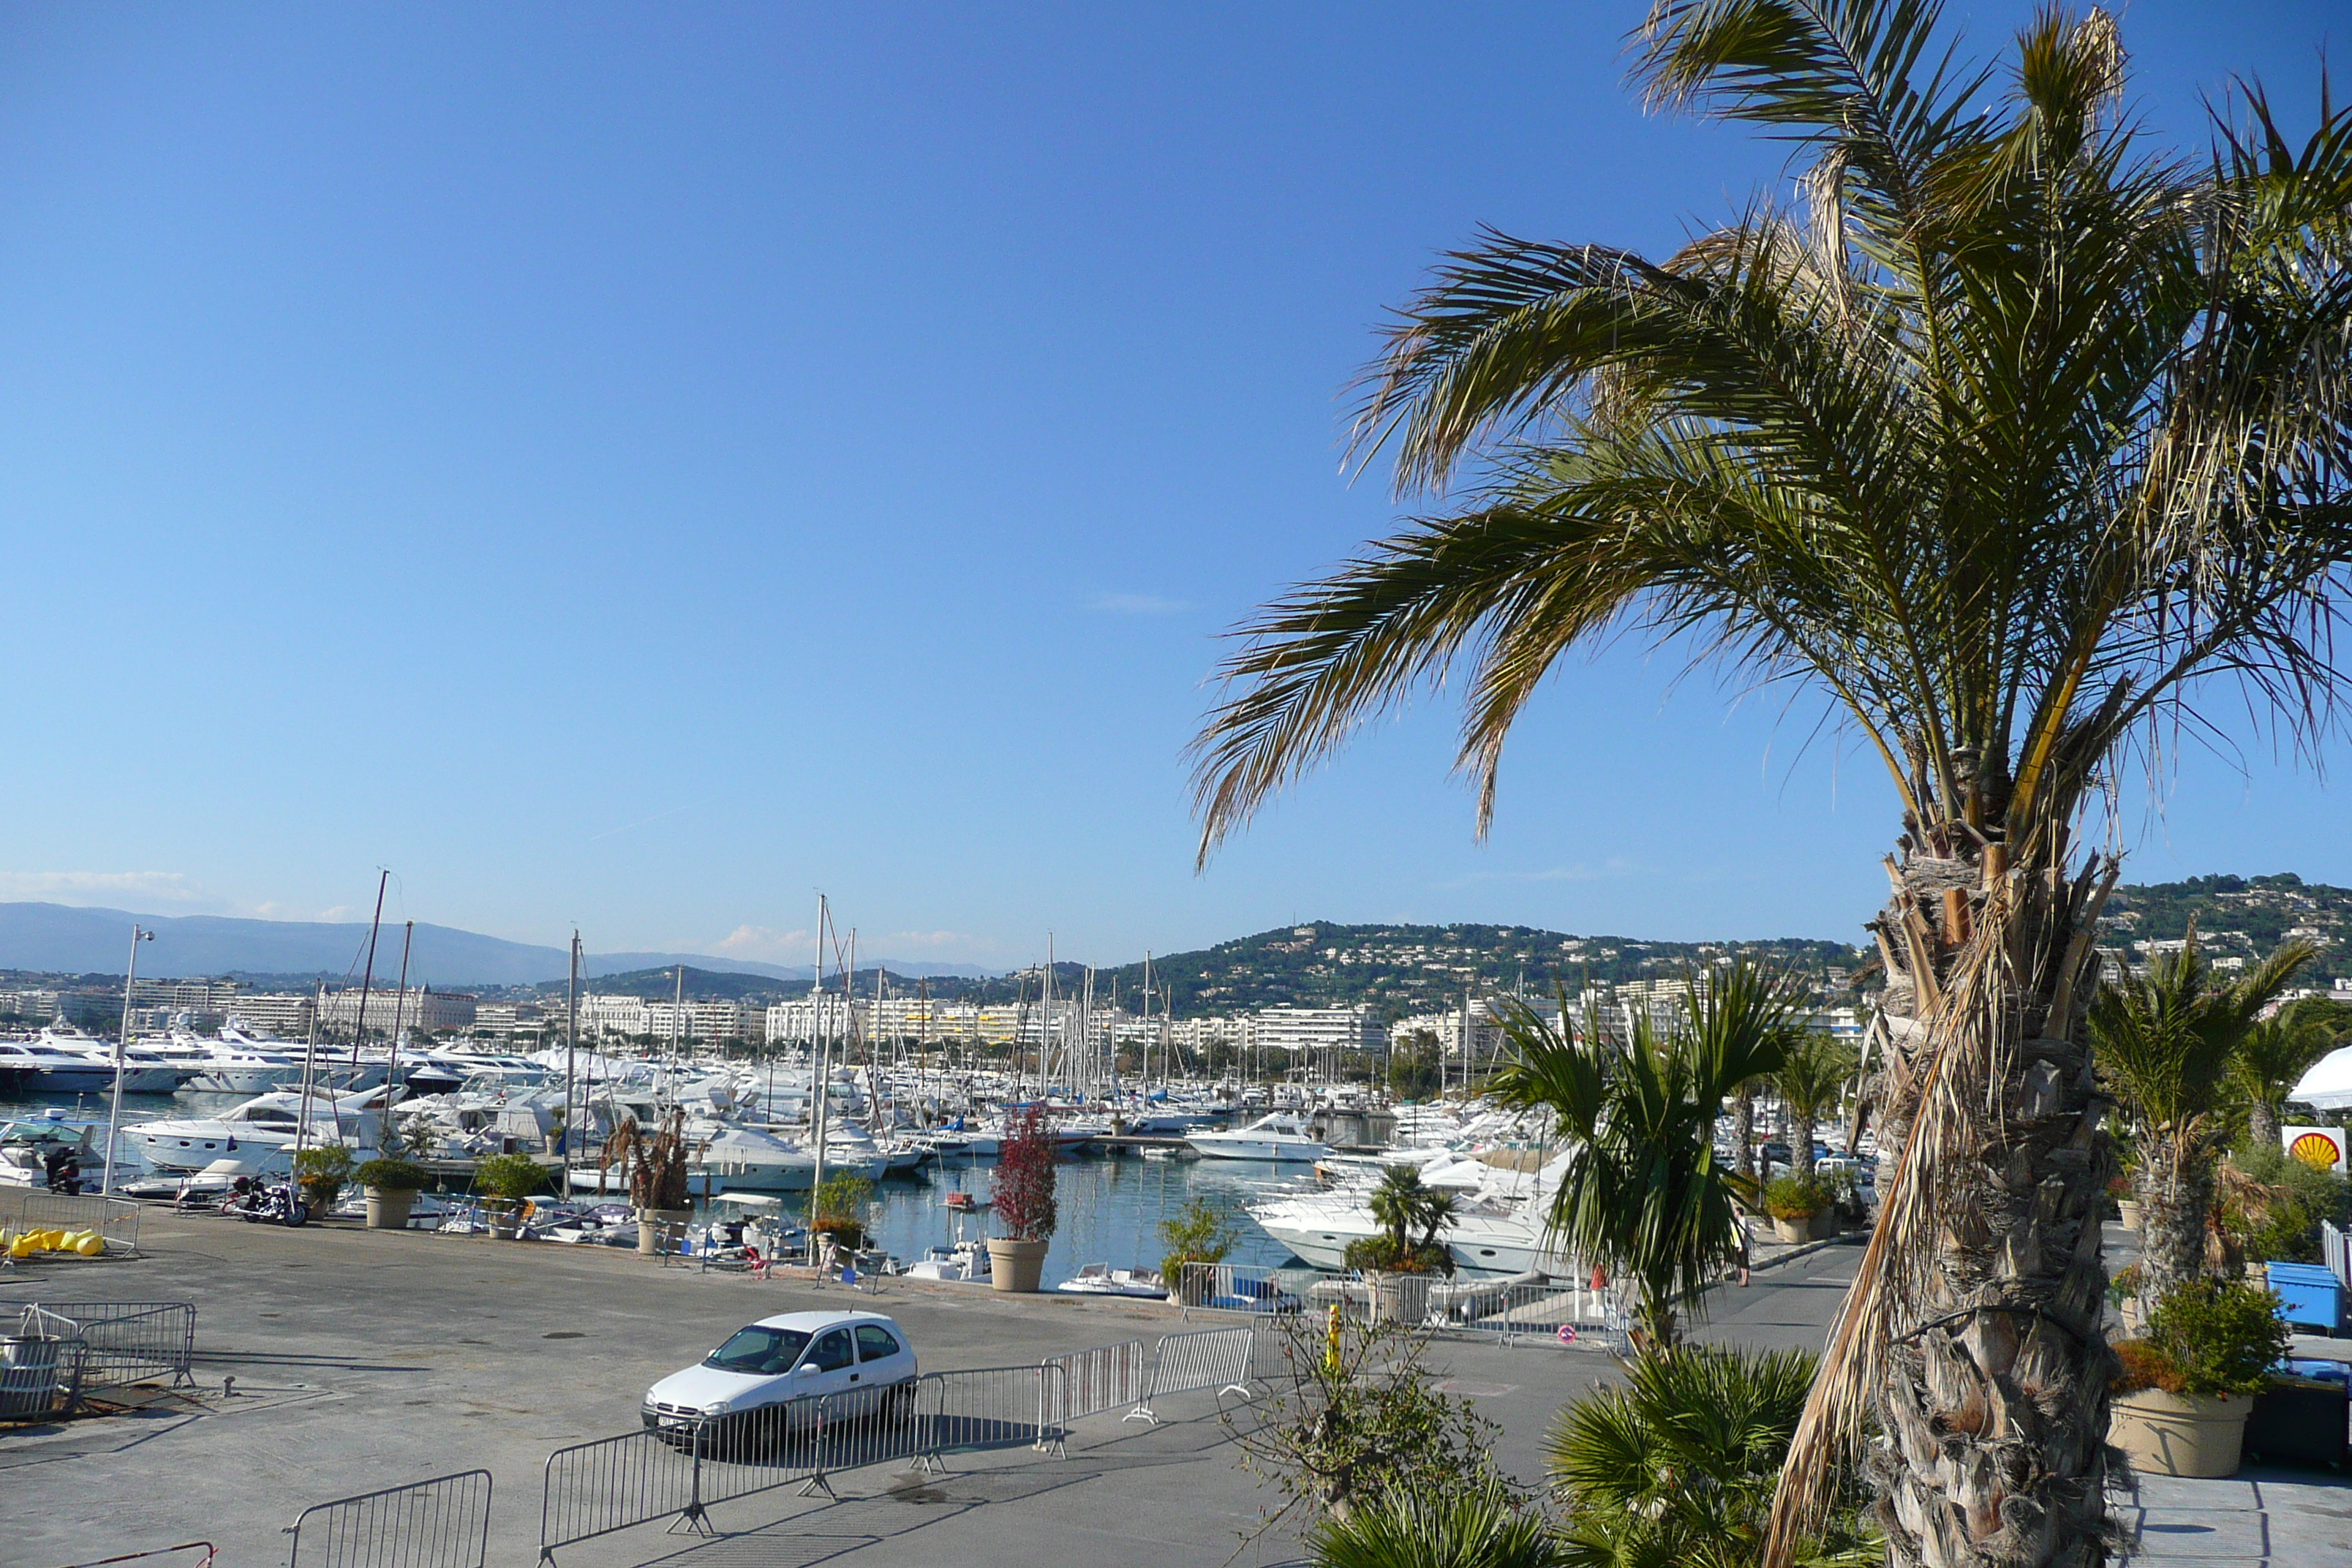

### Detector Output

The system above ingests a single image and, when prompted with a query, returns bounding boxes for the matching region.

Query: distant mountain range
[0,903,998,987]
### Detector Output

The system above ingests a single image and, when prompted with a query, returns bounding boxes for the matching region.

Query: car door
[854,1322,913,1390]
[793,1327,859,1406]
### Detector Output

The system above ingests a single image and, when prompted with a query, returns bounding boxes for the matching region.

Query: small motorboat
[943,1190,981,1212]
[1054,1262,1168,1300]
[904,1238,992,1282]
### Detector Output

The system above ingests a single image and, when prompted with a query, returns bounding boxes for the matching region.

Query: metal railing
[2325,1219,2350,1294]
[1124,1326,1256,1425]
[1178,1262,1627,1349]
[0,1188,140,1254]
[1043,1338,1145,1422]
[538,1365,1066,1564]
[538,1428,701,1563]
[0,1300,195,1389]
[45,1543,216,1568]
[1176,1262,1315,1315]
[288,1470,492,1568]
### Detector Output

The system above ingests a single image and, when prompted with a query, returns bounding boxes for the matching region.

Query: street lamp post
[104,925,154,1199]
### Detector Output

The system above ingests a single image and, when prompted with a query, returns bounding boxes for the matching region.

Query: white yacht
[1250,1149,1578,1278]
[125,1087,389,1172]
[0,1037,117,1095]
[1186,1112,1329,1162]
[43,1033,186,1094]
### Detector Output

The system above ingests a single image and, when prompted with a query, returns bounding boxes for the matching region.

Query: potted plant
[291,1145,355,1218]
[811,1172,873,1258]
[2108,1278,2291,1477]
[1343,1166,1457,1323]
[356,1157,431,1230]
[1764,1174,1831,1243]
[475,1152,547,1240]
[602,1111,698,1256]
[1160,1197,1237,1305]
[2108,1174,2139,1231]
[987,1106,1058,1292]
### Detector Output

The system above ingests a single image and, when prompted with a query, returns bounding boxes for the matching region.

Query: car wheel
[883,1382,916,1425]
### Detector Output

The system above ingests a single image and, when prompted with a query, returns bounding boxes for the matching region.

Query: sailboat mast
[380,920,413,1146]
[671,963,685,1066]
[565,931,581,1194]
[809,894,829,1210]
[347,870,389,1071]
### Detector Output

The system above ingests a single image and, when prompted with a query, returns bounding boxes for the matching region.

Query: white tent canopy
[2290,1044,2352,1111]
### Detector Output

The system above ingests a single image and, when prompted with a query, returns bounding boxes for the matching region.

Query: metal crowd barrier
[0,1300,196,1390]
[1043,1338,1145,1422]
[0,1189,141,1254]
[288,1469,493,1568]
[1178,1262,1627,1349]
[1124,1326,1256,1425]
[537,1364,1066,1564]
[538,1428,701,1562]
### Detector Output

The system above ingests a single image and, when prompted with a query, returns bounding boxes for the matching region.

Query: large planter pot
[637,1207,691,1256]
[987,1238,1049,1293]
[1772,1215,1812,1244]
[363,1186,418,1230]
[2117,1199,2142,1231]
[2108,1389,2251,1479]
[1371,1270,1436,1326]
[1808,1210,1841,1241]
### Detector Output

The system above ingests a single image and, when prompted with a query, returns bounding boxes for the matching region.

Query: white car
[642,1310,918,1447]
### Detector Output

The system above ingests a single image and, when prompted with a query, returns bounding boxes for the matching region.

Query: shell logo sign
[2285,1126,2347,1175]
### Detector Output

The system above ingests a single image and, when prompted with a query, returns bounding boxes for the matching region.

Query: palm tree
[1772,1033,1857,1184]
[1489,962,1798,1349]
[1187,5,2352,1560]
[1367,1164,1432,1260]
[1548,1346,1868,1568]
[2235,998,2346,1152]
[2092,935,2311,1316]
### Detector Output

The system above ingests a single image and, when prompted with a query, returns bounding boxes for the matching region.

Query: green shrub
[2135,1279,2293,1398]
[292,1145,355,1209]
[1341,1235,1454,1275]
[356,1158,430,1191]
[1763,1174,1829,1221]
[1158,1196,1237,1289]
[475,1152,549,1201]
[2227,1141,2351,1264]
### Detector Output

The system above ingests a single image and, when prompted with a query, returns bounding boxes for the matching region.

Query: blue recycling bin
[2267,1262,2347,1334]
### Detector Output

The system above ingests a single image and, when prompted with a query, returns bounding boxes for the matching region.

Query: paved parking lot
[10,1211,2338,1567]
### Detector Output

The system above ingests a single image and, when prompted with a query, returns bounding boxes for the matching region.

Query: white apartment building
[0,989,64,1022]
[318,987,477,1035]
[223,992,317,1037]
[472,1002,545,1036]
[645,998,760,1044]
[1251,1006,1385,1055]
[577,995,652,1038]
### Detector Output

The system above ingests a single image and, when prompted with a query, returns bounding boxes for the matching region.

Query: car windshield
[704,1326,813,1375]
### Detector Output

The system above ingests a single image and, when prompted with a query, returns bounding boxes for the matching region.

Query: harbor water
[4,1089,1311,1288]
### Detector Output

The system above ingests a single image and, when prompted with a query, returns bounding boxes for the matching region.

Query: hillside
[2099,873,2351,976]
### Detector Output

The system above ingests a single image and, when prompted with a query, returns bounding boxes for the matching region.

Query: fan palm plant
[1309,1477,1560,1568]
[1773,1033,1858,1183]
[2235,998,2345,1152]
[2092,935,2311,1316]
[1188,4,2352,1561]
[1488,962,1799,1349]
[1548,1346,1872,1568]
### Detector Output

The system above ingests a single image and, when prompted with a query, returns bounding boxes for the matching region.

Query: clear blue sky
[2,2,2345,975]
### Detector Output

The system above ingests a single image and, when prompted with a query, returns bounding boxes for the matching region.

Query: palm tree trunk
[1735,1088,1757,1183]
[1850,850,2119,1568]
[2247,1100,2280,1158]
[1793,1109,1817,1183]
[2134,1145,2214,1321]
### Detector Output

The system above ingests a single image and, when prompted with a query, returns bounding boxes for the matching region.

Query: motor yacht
[42,1033,186,1094]
[124,1087,391,1172]
[1186,1112,1329,1162]
[0,1037,116,1095]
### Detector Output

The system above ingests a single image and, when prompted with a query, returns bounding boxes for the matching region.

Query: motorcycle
[222,1174,310,1227]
